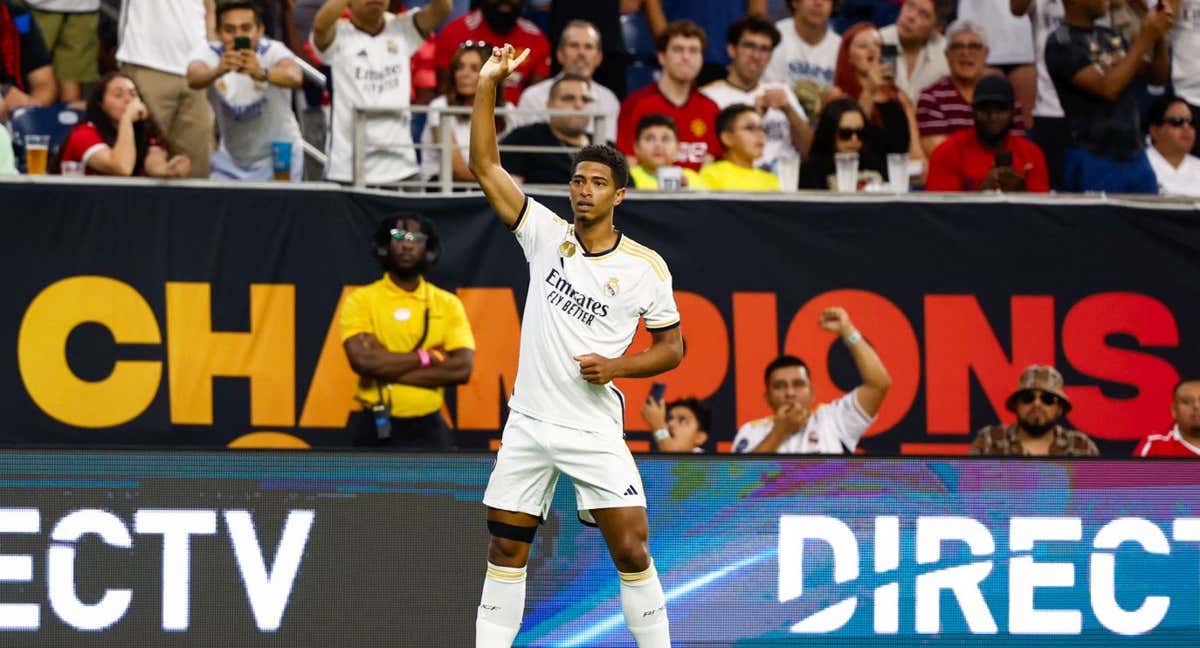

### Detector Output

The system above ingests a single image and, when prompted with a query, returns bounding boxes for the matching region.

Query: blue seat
[621,12,657,64]
[9,104,85,173]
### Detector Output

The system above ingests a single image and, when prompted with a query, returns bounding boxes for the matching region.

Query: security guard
[341,212,475,449]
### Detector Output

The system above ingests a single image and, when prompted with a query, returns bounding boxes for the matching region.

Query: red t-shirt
[617,83,722,172]
[1134,427,1200,457]
[433,10,550,105]
[925,129,1050,192]
[61,122,159,176]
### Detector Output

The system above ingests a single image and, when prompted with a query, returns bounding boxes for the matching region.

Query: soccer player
[469,44,685,648]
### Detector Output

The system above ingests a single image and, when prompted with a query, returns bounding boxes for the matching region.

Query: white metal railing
[351,105,612,192]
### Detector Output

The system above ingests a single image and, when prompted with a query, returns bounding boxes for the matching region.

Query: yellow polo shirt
[698,160,781,191]
[340,275,475,418]
[629,164,708,190]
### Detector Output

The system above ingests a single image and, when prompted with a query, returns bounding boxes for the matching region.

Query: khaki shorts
[31,10,99,82]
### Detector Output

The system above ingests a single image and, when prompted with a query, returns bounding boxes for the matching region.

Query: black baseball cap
[973,75,1015,108]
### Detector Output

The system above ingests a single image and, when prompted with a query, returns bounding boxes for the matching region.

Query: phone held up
[234,36,252,50]
[649,382,667,404]
[880,43,898,81]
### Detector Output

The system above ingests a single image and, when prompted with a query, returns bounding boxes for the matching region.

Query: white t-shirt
[1172,0,1200,105]
[956,0,1035,65]
[701,79,807,172]
[24,0,99,12]
[731,390,874,454]
[117,0,208,76]
[1146,146,1200,197]
[880,25,949,102]
[507,198,681,434]
[511,74,620,143]
[317,11,425,184]
[190,38,302,165]
[1028,0,1066,118]
[763,20,840,120]
[418,95,473,181]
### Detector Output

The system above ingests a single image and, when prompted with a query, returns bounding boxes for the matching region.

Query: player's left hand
[818,306,854,336]
[574,353,619,384]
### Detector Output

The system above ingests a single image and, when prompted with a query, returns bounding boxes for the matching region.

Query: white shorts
[482,410,646,525]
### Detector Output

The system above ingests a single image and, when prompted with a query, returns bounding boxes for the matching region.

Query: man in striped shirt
[916,19,1025,157]
[1134,379,1200,457]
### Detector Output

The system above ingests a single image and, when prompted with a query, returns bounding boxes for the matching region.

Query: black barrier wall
[3,180,1199,454]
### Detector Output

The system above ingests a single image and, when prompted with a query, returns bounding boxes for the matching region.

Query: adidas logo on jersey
[624,485,639,496]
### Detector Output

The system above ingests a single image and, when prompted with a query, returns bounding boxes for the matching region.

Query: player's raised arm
[469,44,530,227]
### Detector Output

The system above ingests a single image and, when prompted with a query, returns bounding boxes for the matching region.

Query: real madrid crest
[604,277,620,297]
[558,240,577,257]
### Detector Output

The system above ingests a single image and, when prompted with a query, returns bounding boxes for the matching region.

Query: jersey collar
[573,228,622,258]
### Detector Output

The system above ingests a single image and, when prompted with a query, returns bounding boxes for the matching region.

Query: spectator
[641,395,712,453]
[60,71,191,177]
[926,75,1048,192]
[731,307,891,454]
[764,0,841,120]
[955,0,1036,132]
[642,0,768,86]
[433,0,550,105]
[341,213,475,450]
[187,1,304,182]
[916,20,1026,157]
[1134,379,1200,457]
[617,19,721,172]
[702,14,811,175]
[420,43,504,184]
[1145,94,1200,197]
[512,20,619,142]
[699,103,780,190]
[116,0,214,178]
[1045,0,1171,193]
[628,112,707,189]
[1011,0,1069,189]
[547,1,627,98]
[0,0,57,109]
[832,22,923,168]
[798,97,886,189]
[499,73,591,184]
[879,0,949,102]
[313,0,452,185]
[23,0,99,104]
[970,365,1098,456]
[1172,0,1200,155]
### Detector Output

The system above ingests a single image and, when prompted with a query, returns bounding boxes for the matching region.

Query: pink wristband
[417,349,431,367]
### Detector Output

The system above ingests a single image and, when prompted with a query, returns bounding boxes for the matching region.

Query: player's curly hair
[572,144,629,188]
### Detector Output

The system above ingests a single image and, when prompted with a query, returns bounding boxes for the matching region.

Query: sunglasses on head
[1018,391,1060,407]
[390,228,428,243]
[1164,116,1194,128]
[837,127,864,141]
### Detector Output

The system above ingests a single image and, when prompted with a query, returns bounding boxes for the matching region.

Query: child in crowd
[628,113,706,190]
[699,103,780,191]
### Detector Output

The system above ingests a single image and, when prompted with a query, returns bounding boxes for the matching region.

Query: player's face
[1014,390,1063,431]
[728,31,774,83]
[635,125,680,169]
[666,405,708,450]
[658,36,703,84]
[219,8,263,51]
[557,25,602,77]
[1171,382,1200,437]
[722,110,766,160]
[387,217,429,273]
[570,161,625,223]
[766,366,813,411]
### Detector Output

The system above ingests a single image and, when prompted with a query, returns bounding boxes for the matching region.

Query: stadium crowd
[0,0,1197,195]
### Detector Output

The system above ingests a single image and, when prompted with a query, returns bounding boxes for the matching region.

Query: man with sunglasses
[969,365,1098,456]
[1145,94,1200,197]
[340,213,476,449]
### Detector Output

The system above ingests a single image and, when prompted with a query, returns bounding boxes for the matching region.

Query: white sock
[619,559,671,647]
[476,562,526,648]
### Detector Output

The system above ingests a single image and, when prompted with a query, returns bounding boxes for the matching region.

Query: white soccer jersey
[507,197,680,434]
[731,390,873,454]
[317,11,425,184]
[190,38,302,165]
[701,79,806,172]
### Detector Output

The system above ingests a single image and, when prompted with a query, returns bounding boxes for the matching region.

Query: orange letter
[924,296,1055,432]
[732,292,780,428]
[167,283,295,426]
[1062,293,1179,441]
[298,287,361,428]
[616,291,729,429]
[18,276,161,427]
[456,288,521,430]
[784,289,919,437]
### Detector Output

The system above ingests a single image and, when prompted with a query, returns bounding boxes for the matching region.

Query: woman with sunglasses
[418,43,506,187]
[799,98,886,190]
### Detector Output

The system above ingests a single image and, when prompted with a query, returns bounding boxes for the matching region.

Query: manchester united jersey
[617,84,722,171]
[506,197,680,434]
